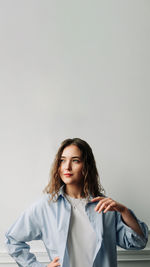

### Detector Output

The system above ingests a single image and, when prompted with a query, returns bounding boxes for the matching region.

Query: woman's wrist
[120,207,144,237]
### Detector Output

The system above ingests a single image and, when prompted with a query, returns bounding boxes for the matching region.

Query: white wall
[0,0,150,266]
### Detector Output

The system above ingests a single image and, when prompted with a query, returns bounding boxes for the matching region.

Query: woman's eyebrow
[61,156,81,159]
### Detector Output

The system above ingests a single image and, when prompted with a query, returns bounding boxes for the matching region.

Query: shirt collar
[55,184,93,202]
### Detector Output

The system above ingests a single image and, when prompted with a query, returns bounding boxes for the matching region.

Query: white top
[65,194,97,267]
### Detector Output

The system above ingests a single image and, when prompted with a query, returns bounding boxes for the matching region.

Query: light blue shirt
[5,185,148,267]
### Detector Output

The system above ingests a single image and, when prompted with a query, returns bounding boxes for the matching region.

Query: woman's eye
[73,160,80,163]
[60,159,80,163]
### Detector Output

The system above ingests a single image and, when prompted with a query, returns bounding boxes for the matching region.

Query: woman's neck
[64,185,84,199]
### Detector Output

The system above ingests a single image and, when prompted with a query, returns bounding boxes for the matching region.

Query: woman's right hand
[47,257,61,267]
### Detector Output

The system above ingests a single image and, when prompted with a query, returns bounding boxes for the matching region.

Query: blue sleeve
[116,209,148,250]
[5,202,46,267]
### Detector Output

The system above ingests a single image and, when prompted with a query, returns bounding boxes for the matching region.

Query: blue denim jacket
[5,185,148,267]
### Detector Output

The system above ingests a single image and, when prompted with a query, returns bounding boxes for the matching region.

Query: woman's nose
[65,161,72,170]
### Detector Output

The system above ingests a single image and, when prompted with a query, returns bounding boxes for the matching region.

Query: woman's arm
[91,196,147,237]
[120,206,144,236]
[5,202,46,267]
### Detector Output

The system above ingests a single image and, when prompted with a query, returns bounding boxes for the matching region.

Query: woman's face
[59,145,84,186]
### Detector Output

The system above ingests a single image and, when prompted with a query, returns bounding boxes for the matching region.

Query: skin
[47,145,144,266]
[91,197,144,237]
[47,257,60,267]
[58,144,84,198]
[47,145,84,266]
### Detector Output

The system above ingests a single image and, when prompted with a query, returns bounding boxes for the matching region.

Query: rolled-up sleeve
[5,203,46,267]
[116,209,148,250]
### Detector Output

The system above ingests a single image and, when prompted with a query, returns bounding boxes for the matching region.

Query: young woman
[5,138,148,267]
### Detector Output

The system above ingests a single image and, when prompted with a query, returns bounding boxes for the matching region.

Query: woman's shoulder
[27,193,54,212]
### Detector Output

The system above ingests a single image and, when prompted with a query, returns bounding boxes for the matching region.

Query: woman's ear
[82,169,85,176]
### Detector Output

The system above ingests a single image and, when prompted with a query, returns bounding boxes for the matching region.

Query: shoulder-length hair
[44,138,105,201]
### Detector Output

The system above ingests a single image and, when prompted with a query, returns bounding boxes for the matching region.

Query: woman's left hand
[91,197,126,214]
[91,196,145,237]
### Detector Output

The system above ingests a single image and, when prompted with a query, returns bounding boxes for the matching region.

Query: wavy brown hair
[44,138,105,201]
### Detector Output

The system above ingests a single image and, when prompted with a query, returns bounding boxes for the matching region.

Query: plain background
[0,0,149,259]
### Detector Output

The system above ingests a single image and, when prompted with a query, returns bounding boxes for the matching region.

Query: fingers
[102,201,117,213]
[53,257,60,262]
[91,196,124,214]
[91,196,105,202]
[94,197,117,213]
[95,198,112,212]
[47,257,61,267]
[53,257,61,266]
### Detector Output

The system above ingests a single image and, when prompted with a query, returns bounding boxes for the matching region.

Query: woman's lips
[64,174,72,177]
